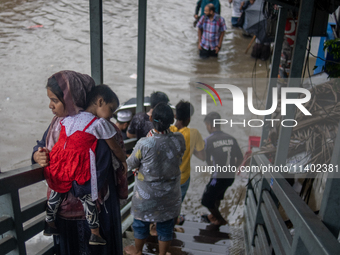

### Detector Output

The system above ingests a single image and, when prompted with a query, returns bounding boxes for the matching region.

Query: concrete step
[124,220,232,254]
[174,225,230,240]
[180,221,230,234]
[173,231,231,246]
[145,237,229,254]
[143,242,227,255]
[124,230,134,239]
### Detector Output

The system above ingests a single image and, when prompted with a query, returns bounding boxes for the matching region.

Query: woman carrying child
[44,82,125,245]
[32,70,124,254]
[124,103,186,255]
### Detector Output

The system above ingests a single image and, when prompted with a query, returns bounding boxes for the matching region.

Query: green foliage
[324,38,340,59]
[323,39,340,78]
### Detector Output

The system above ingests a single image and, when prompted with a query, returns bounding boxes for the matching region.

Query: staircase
[123,219,245,255]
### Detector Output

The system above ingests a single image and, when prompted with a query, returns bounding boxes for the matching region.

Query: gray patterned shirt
[127,132,186,222]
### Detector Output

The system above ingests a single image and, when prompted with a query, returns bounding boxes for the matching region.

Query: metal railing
[244,154,340,255]
[0,138,136,255]
[248,0,340,253]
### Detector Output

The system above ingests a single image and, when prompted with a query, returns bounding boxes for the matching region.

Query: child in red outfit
[44,85,126,245]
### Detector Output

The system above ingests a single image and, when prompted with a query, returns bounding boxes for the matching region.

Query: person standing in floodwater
[229,0,243,27]
[197,3,227,58]
[194,0,221,27]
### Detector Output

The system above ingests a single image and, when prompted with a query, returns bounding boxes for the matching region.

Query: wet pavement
[0,0,269,172]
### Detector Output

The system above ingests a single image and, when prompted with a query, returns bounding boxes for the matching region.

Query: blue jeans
[180,177,190,202]
[132,218,175,242]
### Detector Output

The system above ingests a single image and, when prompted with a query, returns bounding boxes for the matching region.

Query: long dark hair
[152,103,174,132]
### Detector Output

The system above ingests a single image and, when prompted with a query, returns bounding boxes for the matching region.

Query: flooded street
[0,0,268,172]
[0,0,270,253]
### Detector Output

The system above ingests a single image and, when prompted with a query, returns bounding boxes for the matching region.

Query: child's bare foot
[124,245,142,255]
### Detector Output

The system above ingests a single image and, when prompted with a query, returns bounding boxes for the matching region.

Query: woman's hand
[33,147,50,167]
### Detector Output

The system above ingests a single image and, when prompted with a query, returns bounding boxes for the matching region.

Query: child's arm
[105,137,126,163]
[93,118,126,162]
[194,130,206,161]
[194,148,206,161]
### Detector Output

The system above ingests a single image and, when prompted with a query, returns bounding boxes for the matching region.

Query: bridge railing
[244,154,340,255]
[0,138,136,255]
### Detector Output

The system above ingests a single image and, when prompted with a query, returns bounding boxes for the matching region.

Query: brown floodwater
[0,0,267,171]
[0,0,272,253]
[0,0,269,172]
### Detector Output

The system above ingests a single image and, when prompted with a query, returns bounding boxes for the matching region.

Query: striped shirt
[197,14,227,50]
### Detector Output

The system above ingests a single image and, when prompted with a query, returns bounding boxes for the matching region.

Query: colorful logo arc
[196,82,222,106]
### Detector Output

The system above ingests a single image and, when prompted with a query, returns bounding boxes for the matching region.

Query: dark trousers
[46,190,99,229]
[201,178,234,208]
[200,48,218,58]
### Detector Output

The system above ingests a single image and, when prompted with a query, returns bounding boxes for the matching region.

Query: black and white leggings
[46,189,100,229]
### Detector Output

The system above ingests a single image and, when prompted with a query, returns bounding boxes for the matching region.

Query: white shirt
[58,111,116,139]
[232,0,242,18]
